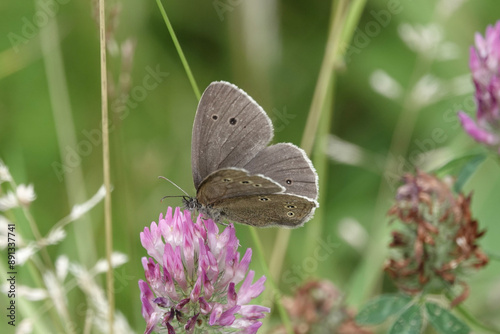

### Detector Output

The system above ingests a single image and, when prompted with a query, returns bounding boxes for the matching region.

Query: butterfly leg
[217,220,230,227]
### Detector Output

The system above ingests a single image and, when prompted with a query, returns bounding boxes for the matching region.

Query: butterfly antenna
[159,195,187,202]
[158,176,190,197]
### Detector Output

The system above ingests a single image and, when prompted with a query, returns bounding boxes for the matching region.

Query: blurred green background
[1,0,500,332]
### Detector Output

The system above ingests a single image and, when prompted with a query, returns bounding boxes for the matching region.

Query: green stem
[346,31,435,309]
[269,0,367,287]
[249,228,294,334]
[487,250,500,261]
[307,67,335,254]
[455,303,500,334]
[98,0,115,331]
[38,0,97,269]
[269,0,343,284]
[155,0,201,100]
[301,0,349,155]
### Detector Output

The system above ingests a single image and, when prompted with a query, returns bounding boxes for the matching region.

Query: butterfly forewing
[191,82,274,189]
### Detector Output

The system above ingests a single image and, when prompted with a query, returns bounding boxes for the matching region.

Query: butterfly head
[182,196,200,211]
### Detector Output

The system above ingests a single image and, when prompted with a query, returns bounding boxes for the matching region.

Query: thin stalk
[339,0,368,45]
[303,0,354,257]
[98,0,114,331]
[155,0,201,100]
[38,0,97,268]
[38,2,103,332]
[249,228,294,334]
[307,71,335,253]
[269,0,366,282]
[455,303,500,334]
[346,47,434,308]
[301,0,349,155]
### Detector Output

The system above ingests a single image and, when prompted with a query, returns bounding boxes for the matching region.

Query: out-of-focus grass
[1,0,500,332]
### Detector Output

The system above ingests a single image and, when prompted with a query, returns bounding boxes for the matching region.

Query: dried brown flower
[385,170,488,306]
[268,280,372,334]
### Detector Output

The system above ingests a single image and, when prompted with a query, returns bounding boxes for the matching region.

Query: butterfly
[181,81,318,228]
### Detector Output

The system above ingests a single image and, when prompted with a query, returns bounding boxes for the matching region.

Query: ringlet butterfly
[182,81,319,228]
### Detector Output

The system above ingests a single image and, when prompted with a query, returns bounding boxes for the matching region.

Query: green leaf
[426,302,470,334]
[453,154,487,192]
[355,294,412,325]
[433,152,484,177]
[389,303,423,334]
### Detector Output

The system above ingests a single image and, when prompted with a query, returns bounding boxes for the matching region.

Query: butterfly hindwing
[243,143,319,201]
[212,193,316,228]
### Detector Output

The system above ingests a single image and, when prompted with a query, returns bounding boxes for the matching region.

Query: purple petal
[237,271,267,305]
[199,297,211,314]
[140,222,164,263]
[163,308,175,324]
[209,223,232,260]
[194,214,207,240]
[166,322,176,334]
[141,258,154,279]
[185,313,199,332]
[214,305,241,326]
[241,322,263,334]
[163,244,187,291]
[475,32,487,57]
[197,238,209,273]
[182,220,195,277]
[198,238,218,283]
[239,305,271,320]
[161,266,179,300]
[144,312,162,334]
[190,275,202,302]
[153,297,169,308]
[201,270,214,300]
[209,304,223,326]
[176,298,190,310]
[458,111,499,145]
[486,76,500,121]
[233,248,252,285]
[227,282,237,308]
[138,280,154,321]
[469,46,481,72]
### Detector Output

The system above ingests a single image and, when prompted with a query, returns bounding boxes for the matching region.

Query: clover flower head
[385,171,488,306]
[459,21,500,153]
[269,280,372,334]
[139,207,270,334]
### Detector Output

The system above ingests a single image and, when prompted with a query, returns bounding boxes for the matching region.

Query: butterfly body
[187,81,319,228]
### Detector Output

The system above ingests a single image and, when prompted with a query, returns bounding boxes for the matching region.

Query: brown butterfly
[183,81,318,228]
